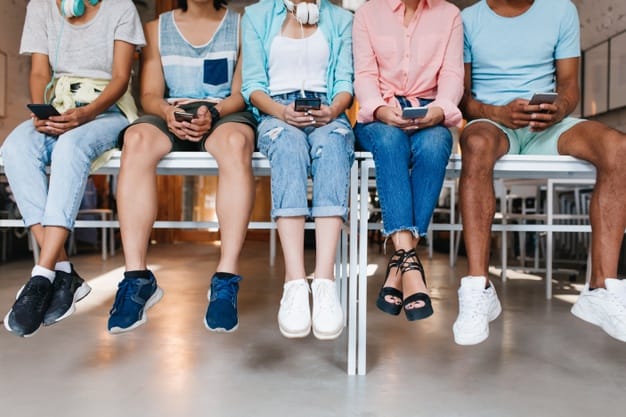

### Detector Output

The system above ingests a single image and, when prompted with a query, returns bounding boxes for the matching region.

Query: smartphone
[528,92,558,105]
[401,106,428,119]
[27,104,61,119]
[174,111,194,122]
[294,97,321,112]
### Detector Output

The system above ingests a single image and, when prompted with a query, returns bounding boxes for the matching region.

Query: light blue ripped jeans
[257,92,355,220]
[0,109,127,230]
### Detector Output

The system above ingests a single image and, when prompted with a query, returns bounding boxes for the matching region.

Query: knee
[599,131,626,171]
[213,130,254,166]
[121,126,166,165]
[460,128,499,162]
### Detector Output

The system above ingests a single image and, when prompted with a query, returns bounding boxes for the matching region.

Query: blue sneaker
[107,272,163,334]
[204,274,242,332]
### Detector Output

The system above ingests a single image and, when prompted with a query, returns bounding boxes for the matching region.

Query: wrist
[209,105,221,124]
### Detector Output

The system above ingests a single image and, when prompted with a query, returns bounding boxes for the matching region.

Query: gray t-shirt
[20,0,146,80]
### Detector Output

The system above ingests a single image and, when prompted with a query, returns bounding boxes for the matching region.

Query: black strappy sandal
[376,249,405,316]
[400,249,434,321]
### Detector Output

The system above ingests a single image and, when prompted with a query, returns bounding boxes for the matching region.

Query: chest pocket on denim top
[203,58,229,86]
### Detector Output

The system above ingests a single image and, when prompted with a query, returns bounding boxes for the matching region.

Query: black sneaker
[43,266,92,326]
[3,276,54,337]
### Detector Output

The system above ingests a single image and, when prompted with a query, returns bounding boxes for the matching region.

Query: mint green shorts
[466,117,585,155]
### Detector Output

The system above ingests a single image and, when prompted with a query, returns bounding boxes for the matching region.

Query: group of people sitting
[2,0,625,348]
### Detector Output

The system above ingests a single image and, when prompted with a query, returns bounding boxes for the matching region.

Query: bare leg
[313,216,343,279]
[277,216,306,281]
[32,225,70,270]
[117,124,172,271]
[204,123,255,274]
[459,122,509,279]
[557,121,626,288]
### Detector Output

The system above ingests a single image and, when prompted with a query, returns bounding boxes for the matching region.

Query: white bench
[0,151,602,376]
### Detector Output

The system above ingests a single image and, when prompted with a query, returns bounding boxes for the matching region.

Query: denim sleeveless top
[159,9,239,101]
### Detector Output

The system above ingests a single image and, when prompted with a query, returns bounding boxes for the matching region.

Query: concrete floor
[1,240,625,417]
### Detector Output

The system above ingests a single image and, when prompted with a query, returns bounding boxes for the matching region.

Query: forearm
[81,75,130,117]
[214,93,246,117]
[329,92,352,119]
[30,73,50,104]
[250,90,286,120]
[461,93,502,123]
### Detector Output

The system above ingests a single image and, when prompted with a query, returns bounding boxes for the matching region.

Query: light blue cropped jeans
[257,92,355,220]
[1,110,127,230]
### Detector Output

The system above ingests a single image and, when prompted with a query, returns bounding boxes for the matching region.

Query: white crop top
[268,29,329,96]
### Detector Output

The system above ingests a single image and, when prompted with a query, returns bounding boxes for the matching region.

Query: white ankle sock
[32,265,55,282]
[55,261,72,273]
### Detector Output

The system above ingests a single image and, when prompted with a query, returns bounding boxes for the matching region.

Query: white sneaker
[311,278,344,340]
[571,278,626,342]
[278,279,311,338]
[453,276,502,345]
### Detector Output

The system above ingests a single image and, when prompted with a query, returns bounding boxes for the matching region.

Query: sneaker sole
[3,309,42,338]
[313,325,344,340]
[108,286,164,334]
[43,282,92,326]
[3,284,42,337]
[571,300,626,343]
[204,322,239,333]
[453,302,502,346]
[279,323,311,338]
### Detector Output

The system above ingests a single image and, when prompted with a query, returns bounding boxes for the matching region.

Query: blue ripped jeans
[355,117,452,237]
[257,92,355,220]
[1,110,127,230]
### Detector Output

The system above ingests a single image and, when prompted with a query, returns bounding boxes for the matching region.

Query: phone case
[27,104,60,119]
[402,107,428,119]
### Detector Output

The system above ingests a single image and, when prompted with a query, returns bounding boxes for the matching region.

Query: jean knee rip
[332,127,351,136]
[264,127,284,141]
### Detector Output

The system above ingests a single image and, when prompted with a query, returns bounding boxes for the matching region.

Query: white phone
[528,92,558,105]
[401,106,428,119]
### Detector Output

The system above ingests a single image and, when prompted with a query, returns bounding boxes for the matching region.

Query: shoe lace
[313,281,339,313]
[19,282,49,308]
[458,288,487,321]
[110,279,138,313]
[211,278,237,303]
[281,282,308,312]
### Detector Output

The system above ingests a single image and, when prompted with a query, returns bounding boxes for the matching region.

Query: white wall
[572,0,626,131]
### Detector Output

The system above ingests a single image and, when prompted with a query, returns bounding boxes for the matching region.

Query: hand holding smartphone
[174,111,194,122]
[401,106,428,119]
[528,92,558,105]
[27,104,61,119]
[294,97,321,112]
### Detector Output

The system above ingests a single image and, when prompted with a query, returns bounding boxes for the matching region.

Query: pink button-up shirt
[353,0,464,126]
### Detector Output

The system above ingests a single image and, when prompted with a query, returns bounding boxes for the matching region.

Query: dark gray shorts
[118,101,257,151]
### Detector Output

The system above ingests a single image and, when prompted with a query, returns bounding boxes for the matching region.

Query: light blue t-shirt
[462,0,580,105]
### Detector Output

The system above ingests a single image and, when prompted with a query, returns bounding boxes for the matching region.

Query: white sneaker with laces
[311,278,344,340]
[453,276,502,345]
[278,279,311,338]
[571,278,626,342]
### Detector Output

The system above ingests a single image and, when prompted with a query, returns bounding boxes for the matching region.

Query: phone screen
[294,98,321,112]
[174,111,194,122]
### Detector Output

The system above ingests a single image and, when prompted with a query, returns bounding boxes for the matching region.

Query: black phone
[174,111,195,122]
[27,104,61,119]
[528,92,558,105]
[294,97,321,112]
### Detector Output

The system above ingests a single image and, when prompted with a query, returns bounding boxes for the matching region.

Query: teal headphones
[61,0,100,18]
